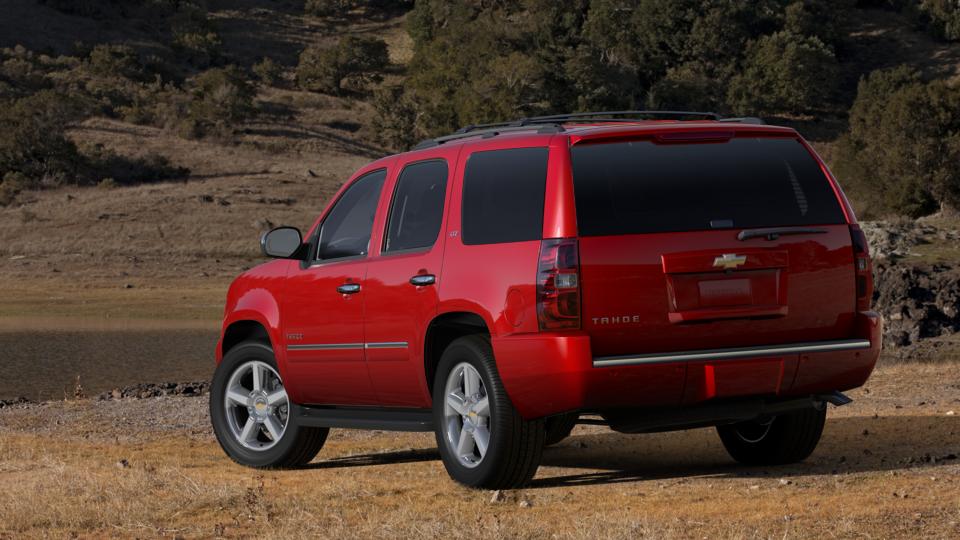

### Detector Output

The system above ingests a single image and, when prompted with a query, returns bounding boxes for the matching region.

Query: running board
[593,339,872,368]
[293,404,434,432]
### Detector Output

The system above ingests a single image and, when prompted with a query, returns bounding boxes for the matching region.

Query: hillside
[0,1,959,324]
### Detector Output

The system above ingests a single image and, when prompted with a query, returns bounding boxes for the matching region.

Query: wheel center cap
[252,394,269,417]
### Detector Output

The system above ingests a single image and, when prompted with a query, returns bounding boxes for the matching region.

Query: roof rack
[412,110,748,150]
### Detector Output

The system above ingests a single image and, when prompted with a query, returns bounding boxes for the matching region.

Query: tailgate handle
[738,227,827,241]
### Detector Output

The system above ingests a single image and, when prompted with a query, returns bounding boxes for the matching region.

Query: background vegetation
[1,0,959,219]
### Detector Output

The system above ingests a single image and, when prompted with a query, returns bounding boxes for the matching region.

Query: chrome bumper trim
[593,339,872,368]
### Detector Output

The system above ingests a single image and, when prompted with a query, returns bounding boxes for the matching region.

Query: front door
[282,168,388,405]
[364,154,454,407]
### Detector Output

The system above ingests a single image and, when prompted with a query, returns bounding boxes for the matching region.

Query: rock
[116,459,130,469]
[947,410,955,416]
[97,381,210,401]
[0,396,34,409]
[490,490,505,503]
[518,499,532,508]
[123,283,134,289]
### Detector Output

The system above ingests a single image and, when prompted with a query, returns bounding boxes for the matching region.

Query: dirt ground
[0,362,957,539]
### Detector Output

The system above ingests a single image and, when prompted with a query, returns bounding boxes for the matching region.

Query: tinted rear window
[571,137,845,236]
[384,159,448,253]
[462,147,549,245]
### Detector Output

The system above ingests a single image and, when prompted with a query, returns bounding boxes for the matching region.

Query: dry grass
[1,364,959,539]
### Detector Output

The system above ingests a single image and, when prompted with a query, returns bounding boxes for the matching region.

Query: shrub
[0,171,30,206]
[0,91,84,189]
[832,66,960,218]
[85,44,147,81]
[296,36,389,95]
[253,57,282,86]
[645,63,720,112]
[372,84,419,151]
[304,0,355,16]
[170,4,222,68]
[81,144,190,185]
[154,66,255,138]
[919,0,960,41]
[727,31,839,115]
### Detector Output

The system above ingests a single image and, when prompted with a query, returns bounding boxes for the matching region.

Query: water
[0,317,219,401]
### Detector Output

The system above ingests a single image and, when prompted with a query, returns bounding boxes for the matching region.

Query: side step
[293,404,434,432]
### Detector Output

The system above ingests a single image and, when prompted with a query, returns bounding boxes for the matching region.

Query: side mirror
[261,227,304,259]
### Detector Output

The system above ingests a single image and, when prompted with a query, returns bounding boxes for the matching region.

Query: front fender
[218,264,289,378]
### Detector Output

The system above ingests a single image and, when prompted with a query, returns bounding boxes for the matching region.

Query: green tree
[296,36,389,95]
[833,66,960,217]
[727,31,839,115]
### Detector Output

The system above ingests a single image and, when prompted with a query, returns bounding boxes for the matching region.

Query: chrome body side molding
[593,339,872,368]
[287,342,409,351]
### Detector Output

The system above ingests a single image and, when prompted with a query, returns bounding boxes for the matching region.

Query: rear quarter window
[461,147,549,245]
[570,137,845,236]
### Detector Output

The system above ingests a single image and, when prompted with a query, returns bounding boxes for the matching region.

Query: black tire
[544,413,578,446]
[210,341,328,468]
[432,335,545,489]
[716,406,827,466]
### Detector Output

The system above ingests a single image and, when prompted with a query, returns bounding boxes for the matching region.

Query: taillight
[537,238,580,330]
[850,224,873,311]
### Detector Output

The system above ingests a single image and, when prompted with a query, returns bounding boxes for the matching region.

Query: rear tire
[716,406,826,466]
[544,413,578,446]
[433,335,545,489]
[210,341,328,468]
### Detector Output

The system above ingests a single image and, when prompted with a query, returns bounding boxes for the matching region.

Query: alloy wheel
[442,362,491,468]
[223,360,290,451]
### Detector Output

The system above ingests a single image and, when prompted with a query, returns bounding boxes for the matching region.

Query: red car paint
[217,121,881,420]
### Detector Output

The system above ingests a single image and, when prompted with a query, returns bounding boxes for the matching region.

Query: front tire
[716,406,827,466]
[210,341,328,468]
[433,335,545,489]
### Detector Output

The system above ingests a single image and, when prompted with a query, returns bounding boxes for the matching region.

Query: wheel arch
[222,320,272,357]
[423,311,490,396]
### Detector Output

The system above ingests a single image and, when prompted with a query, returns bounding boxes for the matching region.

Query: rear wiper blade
[737,227,828,241]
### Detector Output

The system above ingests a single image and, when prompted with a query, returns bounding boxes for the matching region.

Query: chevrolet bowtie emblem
[713,253,747,269]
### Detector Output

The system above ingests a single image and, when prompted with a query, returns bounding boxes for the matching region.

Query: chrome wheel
[223,360,290,451]
[735,417,776,443]
[443,362,491,468]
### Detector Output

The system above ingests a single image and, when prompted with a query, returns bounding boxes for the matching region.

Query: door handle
[409,274,436,286]
[337,283,361,294]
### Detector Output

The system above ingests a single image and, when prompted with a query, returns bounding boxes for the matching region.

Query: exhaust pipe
[816,391,853,407]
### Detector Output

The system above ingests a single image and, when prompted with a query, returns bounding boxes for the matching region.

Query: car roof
[395,119,798,160]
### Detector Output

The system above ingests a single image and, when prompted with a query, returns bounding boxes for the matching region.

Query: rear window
[570,137,845,236]
[462,147,549,245]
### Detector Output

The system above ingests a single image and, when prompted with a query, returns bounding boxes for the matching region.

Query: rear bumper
[493,311,882,420]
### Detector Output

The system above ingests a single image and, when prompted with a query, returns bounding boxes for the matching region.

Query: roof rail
[718,116,766,125]
[411,110,726,150]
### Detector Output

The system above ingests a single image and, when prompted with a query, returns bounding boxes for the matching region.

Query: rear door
[571,135,855,394]
[363,151,456,407]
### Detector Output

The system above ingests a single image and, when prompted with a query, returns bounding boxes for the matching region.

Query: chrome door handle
[409,274,436,286]
[337,283,361,294]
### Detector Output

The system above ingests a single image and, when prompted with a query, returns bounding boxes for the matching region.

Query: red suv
[210,111,881,488]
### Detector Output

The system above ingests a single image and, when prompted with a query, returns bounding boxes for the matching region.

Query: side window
[383,160,449,253]
[461,147,549,245]
[316,169,386,261]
